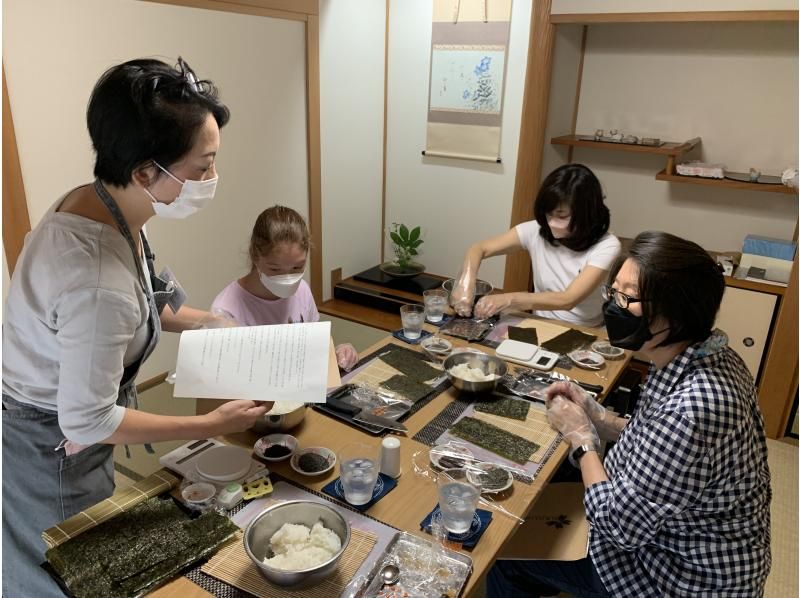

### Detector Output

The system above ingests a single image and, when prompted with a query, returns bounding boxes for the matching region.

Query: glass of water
[399,304,425,339]
[423,289,449,323]
[437,468,480,534]
[338,442,380,506]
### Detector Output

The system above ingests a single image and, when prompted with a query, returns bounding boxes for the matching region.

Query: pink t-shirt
[210,279,320,326]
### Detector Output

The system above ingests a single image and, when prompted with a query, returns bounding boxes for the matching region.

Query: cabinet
[715,287,777,380]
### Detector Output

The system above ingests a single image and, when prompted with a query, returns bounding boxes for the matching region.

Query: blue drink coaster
[426,315,453,327]
[321,473,397,512]
[420,505,493,549]
[391,329,433,345]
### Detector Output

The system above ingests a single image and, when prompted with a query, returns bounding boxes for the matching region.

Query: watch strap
[569,444,596,468]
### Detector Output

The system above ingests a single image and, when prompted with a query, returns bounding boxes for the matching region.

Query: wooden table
[153,316,633,597]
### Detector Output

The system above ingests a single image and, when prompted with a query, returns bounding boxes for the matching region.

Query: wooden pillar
[2,64,32,275]
[503,0,555,292]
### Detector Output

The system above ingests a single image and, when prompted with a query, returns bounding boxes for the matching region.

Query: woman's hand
[545,381,625,442]
[335,343,359,371]
[206,400,273,435]
[546,395,600,451]
[474,293,515,319]
[195,308,239,329]
[451,270,477,317]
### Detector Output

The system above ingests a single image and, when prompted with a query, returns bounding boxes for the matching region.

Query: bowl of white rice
[244,500,351,586]
[443,351,507,393]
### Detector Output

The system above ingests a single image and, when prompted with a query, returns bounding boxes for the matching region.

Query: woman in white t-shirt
[451,164,620,327]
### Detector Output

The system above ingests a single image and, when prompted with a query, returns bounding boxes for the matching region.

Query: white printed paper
[173,322,331,403]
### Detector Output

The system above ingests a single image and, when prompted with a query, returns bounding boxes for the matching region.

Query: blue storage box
[742,235,796,261]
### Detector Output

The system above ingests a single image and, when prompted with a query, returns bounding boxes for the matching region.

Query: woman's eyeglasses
[601,285,642,309]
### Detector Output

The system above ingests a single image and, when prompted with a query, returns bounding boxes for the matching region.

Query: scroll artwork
[425,0,512,162]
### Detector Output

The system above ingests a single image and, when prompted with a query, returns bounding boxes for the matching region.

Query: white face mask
[259,270,305,299]
[547,216,571,239]
[145,161,218,219]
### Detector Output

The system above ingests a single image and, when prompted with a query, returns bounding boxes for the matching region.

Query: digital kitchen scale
[159,438,265,487]
[496,339,560,371]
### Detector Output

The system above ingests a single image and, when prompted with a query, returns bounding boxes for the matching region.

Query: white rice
[449,363,498,382]
[263,521,342,570]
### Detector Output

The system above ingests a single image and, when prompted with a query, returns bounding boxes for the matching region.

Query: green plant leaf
[390,232,404,246]
[411,239,424,248]
[399,224,409,241]
[410,227,421,242]
[409,248,418,256]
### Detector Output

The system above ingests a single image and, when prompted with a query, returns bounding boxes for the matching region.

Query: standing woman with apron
[2,57,272,597]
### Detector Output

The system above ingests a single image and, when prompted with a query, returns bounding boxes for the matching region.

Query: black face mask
[602,300,656,351]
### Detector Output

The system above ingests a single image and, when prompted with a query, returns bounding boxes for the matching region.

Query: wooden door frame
[507,7,799,437]
[3,0,324,303]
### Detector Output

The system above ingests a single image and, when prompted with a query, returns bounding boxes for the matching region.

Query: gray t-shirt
[3,199,150,444]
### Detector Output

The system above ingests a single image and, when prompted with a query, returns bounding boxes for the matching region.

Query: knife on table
[326,394,408,433]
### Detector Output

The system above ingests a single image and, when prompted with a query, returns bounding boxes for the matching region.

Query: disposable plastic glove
[545,381,622,441]
[450,267,477,317]
[546,395,600,451]
[474,293,514,319]
[335,343,359,371]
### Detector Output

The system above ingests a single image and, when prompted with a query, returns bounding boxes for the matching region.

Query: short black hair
[533,164,610,252]
[609,231,725,346]
[87,57,230,187]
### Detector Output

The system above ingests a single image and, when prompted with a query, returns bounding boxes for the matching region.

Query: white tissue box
[676,161,725,179]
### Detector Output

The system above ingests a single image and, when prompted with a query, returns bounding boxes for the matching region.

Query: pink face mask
[547,216,571,239]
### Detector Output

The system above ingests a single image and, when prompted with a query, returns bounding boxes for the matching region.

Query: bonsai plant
[380,222,425,277]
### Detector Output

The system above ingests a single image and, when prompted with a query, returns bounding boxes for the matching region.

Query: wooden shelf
[656,170,797,195]
[724,276,786,296]
[552,134,700,157]
[550,11,799,24]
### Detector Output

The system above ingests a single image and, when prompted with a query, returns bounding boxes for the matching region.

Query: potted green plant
[380,223,425,277]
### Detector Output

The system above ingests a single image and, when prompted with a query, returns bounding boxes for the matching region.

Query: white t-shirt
[515,220,621,327]
[2,200,151,444]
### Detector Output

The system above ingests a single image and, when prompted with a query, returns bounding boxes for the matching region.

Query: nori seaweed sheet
[46,497,238,598]
[474,397,530,421]
[541,329,596,355]
[449,416,539,465]
[379,349,442,382]
[380,374,434,403]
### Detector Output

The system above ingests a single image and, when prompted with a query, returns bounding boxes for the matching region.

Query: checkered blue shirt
[585,330,772,596]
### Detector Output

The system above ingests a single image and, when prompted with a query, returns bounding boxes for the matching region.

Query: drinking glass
[399,304,425,339]
[423,289,449,323]
[437,468,480,534]
[338,442,380,506]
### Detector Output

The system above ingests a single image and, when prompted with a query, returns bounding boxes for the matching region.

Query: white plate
[253,434,298,462]
[195,445,253,482]
[290,447,336,476]
[591,341,624,360]
[429,444,473,470]
[568,350,605,370]
[467,463,513,494]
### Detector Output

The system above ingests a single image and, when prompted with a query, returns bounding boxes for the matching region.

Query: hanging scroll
[425,0,512,162]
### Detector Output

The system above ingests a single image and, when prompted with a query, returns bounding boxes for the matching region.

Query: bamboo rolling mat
[471,405,560,463]
[42,469,179,549]
[202,528,378,598]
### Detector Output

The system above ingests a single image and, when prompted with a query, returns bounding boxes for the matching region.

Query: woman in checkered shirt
[488,231,771,597]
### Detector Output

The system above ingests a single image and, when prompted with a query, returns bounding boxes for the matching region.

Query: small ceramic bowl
[420,336,453,361]
[591,341,625,360]
[568,350,606,370]
[466,463,513,494]
[181,482,217,509]
[290,447,336,477]
[253,434,298,462]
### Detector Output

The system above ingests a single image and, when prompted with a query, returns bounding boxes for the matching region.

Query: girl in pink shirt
[212,205,358,370]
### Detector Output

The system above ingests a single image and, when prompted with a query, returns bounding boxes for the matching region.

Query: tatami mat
[765,438,798,598]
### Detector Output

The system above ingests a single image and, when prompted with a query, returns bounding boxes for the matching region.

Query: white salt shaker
[380,437,402,478]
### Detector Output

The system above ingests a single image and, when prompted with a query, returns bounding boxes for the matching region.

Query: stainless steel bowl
[250,402,307,434]
[442,278,494,306]
[443,352,507,393]
[244,500,351,587]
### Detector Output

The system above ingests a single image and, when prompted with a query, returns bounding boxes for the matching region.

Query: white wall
[319,0,386,299]
[383,0,532,289]
[3,0,309,380]
[570,22,798,251]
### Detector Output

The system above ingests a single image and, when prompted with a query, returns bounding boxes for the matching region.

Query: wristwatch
[569,444,596,468]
